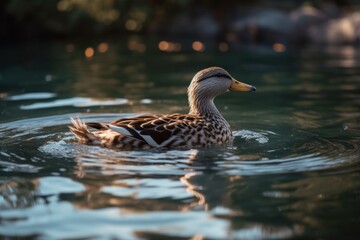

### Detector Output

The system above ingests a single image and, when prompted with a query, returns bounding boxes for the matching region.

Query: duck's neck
[188,95,229,125]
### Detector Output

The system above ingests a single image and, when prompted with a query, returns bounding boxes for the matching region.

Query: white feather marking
[108,125,132,136]
[159,135,177,148]
[141,135,160,148]
[108,124,160,148]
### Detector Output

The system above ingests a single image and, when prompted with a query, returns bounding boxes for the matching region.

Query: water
[0,40,360,239]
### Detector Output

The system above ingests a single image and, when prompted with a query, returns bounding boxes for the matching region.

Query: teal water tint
[0,40,360,239]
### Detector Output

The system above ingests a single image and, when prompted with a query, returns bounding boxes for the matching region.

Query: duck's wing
[107,114,201,148]
[85,114,162,131]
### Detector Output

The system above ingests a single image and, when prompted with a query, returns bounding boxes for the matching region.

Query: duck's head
[188,67,256,101]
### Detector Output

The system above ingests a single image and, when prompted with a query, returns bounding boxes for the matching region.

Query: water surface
[0,41,360,239]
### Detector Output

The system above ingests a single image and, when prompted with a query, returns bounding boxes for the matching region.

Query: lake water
[0,40,360,239]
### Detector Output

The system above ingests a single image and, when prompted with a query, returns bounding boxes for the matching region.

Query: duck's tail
[69,118,99,144]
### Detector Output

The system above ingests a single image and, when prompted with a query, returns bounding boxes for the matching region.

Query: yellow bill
[229,79,256,92]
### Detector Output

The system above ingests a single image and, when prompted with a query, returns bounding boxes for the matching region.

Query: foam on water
[38,139,76,158]
[233,130,272,144]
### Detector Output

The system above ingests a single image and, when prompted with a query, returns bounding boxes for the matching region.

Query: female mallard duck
[70,67,256,149]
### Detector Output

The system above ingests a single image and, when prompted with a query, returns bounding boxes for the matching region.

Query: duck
[69,67,256,149]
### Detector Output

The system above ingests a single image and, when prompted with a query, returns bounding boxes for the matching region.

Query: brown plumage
[69,67,256,149]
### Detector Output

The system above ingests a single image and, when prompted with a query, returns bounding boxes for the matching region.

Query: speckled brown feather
[69,113,232,149]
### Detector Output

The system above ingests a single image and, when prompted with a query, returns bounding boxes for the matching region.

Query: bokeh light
[273,43,286,52]
[158,41,169,51]
[158,41,181,52]
[192,41,205,52]
[85,47,95,58]
[97,42,109,53]
[125,19,139,31]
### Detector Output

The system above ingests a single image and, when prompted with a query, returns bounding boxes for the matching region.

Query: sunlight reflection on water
[20,97,129,109]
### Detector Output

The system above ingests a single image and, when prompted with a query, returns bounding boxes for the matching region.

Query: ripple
[20,97,128,110]
[224,135,360,175]
[140,98,153,104]
[233,224,303,239]
[72,148,192,176]
[0,206,229,239]
[37,176,85,196]
[1,114,359,177]
[0,113,128,138]
[0,160,41,173]
[101,178,192,199]
[6,92,56,101]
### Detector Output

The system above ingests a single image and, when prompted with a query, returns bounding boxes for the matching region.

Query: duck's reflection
[0,179,38,209]
[70,148,307,238]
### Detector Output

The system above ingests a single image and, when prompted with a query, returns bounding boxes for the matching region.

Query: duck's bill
[229,79,256,92]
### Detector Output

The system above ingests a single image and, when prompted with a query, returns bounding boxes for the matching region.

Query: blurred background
[1,0,360,47]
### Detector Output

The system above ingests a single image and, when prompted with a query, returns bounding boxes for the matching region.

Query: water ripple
[6,92,56,101]
[20,97,128,110]
[0,114,359,177]
[0,205,230,239]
